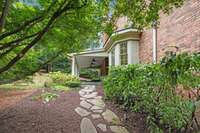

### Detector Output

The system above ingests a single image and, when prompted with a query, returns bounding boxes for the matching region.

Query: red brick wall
[139,0,200,63]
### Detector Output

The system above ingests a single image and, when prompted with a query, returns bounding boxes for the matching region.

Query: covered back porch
[71,49,108,77]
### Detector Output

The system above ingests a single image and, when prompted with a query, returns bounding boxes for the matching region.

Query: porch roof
[71,48,108,69]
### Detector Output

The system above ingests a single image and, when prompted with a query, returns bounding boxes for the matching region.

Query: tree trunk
[0,0,10,32]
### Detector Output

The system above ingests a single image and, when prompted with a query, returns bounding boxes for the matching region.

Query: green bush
[65,81,81,88]
[49,71,80,87]
[79,69,100,81]
[104,53,200,132]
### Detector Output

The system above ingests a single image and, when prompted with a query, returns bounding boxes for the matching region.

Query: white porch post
[72,56,78,76]
[152,21,158,64]
[127,41,139,64]
[115,44,120,65]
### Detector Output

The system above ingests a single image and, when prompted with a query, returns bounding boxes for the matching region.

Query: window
[120,41,128,65]
[111,49,115,66]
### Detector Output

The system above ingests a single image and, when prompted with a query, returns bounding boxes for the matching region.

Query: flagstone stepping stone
[97,123,107,132]
[87,99,105,108]
[80,97,87,101]
[80,100,92,109]
[110,126,129,133]
[81,118,97,133]
[91,114,101,119]
[75,107,91,117]
[95,96,102,99]
[82,92,98,99]
[91,105,103,110]
[102,109,120,124]
[79,91,86,97]
[92,109,103,113]
[81,87,95,93]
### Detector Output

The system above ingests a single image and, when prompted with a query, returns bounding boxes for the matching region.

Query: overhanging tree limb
[0,0,88,74]
[0,0,57,40]
[0,32,40,50]
[0,50,66,84]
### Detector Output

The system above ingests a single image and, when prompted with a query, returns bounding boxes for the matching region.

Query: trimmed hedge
[104,53,200,132]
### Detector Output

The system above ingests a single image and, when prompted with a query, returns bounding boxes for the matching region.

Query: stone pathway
[75,85,129,133]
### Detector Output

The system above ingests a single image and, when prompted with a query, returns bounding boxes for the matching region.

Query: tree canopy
[0,0,185,82]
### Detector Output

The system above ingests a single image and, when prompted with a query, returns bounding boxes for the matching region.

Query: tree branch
[0,32,40,50]
[0,0,57,40]
[0,0,88,74]
[0,50,65,84]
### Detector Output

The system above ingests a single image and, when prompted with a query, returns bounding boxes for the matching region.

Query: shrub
[49,71,80,87]
[65,81,81,88]
[79,69,100,81]
[104,53,200,132]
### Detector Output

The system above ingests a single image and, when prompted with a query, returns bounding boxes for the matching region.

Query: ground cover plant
[32,92,58,103]
[104,53,200,133]
[49,71,81,88]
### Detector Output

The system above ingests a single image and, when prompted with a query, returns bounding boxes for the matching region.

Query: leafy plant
[45,82,70,92]
[49,71,80,87]
[79,68,100,81]
[104,53,200,132]
[32,92,58,103]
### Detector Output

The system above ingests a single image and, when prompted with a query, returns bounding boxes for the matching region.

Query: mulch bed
[96,86,148,133]
[0,88,81,133]
[0,85,148,133]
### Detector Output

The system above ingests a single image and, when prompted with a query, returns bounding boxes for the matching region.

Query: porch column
[152,21,158,64]
[127,41,139,64]
[72,56,78,76]
[115,44,120,65]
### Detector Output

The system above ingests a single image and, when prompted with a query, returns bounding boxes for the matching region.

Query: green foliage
[79,68,100,81]
[51,54,71,73]
[46,82,70,92]
[104,53,200,132]
[32,92,58,103]
[49,71,80,87]
[110,0,185,28]
[0,0,108,81]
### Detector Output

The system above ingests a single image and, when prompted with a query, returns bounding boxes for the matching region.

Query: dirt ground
[0,88,81,133]
[0,85,148,133]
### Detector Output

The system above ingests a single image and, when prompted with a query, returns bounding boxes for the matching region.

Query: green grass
[49,83,70,91]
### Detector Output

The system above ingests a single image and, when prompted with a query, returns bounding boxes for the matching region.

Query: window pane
[120,41,127,65]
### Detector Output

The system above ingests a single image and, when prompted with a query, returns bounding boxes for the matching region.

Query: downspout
[152,21,158,64]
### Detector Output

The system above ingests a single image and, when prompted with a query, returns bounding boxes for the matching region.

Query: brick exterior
[139,0,200,63]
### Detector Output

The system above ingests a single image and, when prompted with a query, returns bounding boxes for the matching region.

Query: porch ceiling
[73,49,108,69]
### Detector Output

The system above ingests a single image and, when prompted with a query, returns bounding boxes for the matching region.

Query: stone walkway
[75,85,129,133]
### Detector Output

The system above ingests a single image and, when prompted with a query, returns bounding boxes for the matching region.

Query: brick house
[71,0,200,76]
